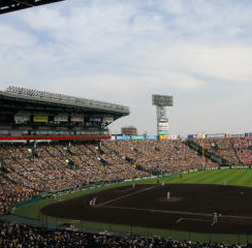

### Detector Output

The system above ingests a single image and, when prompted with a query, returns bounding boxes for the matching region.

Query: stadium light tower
[152,94,173,138]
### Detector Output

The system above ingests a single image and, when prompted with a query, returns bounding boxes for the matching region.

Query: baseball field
[13,169,252,243]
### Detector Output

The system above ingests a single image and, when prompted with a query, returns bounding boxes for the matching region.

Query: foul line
[176,218,210,224]
[96,185,157,207]
[99,205,212,217]
[99,205,252,221]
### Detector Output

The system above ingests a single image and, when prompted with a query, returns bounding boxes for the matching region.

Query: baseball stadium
[0,85,251,247]
[1,1,252,248]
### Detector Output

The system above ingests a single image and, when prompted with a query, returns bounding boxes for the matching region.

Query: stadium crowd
[0,174,36,215]
[0,141,150,214]
[103,140,217,175]
[0,222,251,248]
[0,137,251,215]
[195,137,252,166]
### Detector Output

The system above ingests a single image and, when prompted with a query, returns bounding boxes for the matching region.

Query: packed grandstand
[0,133,251,213]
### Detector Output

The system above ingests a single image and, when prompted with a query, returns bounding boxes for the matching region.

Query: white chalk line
[176,218,210,224]
[96,185,157,207]
[99,205,252,222]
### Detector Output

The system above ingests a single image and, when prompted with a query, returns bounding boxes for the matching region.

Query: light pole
[152,94,173,139]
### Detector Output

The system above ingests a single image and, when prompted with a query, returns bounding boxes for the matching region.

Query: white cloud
[0,0,251,135]
[44,73,204,99]
[169,44,252,83]
[0,24,36,46]
[20,8,67,31]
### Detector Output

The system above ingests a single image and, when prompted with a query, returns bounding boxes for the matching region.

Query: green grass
[150,169,252,187]
[12,168,252,244]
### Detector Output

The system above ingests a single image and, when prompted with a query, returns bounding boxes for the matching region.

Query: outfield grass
[149,169,252,187]
[12,169,252,243]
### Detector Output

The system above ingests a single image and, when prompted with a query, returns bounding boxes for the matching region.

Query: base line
[96,185,157,207]
[100,205,252,221]
[176,218,210,224]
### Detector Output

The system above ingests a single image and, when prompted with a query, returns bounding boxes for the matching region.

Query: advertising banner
[168,135,178,140]
[116,135,131,141]
[33,116,48,123]
[197,133,206,139]
[14,111,30,124]
[71,115,84,122]
[158,118,169,122]
[188,134,198,139]
[54,115,68,122]
[15,115,30,124]
[146,135,158,140]
[131,135,144,140]
[158,122,169,127]
[229,133,245,138]
[89,117,102,122]
[206,133,226,139]
[159,130,168,135]
[245,133,252,137]
[160,135,168,140]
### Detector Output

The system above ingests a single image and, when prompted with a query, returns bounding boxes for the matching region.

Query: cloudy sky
[0,0,251,136]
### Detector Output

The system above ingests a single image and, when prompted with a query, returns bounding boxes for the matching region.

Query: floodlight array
[152,94,173,107]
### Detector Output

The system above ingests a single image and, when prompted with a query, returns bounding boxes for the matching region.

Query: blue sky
[0,0,251,135]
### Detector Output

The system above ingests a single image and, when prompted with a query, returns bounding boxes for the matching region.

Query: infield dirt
[42,184,252,234]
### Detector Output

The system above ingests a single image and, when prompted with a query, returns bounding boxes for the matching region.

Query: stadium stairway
[230,139,244,165]
[2,173,17,185]
[101,142,128,164]
[184,139,231,166]
[101,142,151,174]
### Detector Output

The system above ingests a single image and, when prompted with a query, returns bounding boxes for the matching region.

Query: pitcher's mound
[158,197,182,203]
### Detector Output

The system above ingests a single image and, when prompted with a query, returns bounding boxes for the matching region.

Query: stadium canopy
[0,86,129,140]
[3,86,130,115]
[0,0,64,15]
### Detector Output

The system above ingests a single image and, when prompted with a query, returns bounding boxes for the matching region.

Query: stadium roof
[0,0,64,15]
[0,86,130,115]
